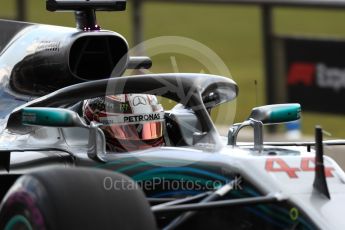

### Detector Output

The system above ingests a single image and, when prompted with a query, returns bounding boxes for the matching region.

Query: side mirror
[22,107,106,162]
[248,103,301,124]
[228,103,301,152]
[22,107,87,128]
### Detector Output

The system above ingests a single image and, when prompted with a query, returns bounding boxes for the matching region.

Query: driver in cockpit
[82,94,165,152]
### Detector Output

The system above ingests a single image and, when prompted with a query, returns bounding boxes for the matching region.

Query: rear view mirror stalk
[87,122,107,162]
[228,119,263,152]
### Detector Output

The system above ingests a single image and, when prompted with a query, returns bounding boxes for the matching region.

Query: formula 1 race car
[0,1,345,229]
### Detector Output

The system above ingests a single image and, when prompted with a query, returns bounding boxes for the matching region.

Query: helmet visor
[101,122,164,141]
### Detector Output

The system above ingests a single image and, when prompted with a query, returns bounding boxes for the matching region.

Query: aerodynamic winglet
[313,126,331,200]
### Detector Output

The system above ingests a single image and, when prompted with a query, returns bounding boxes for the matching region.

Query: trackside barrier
[130,0,345,119]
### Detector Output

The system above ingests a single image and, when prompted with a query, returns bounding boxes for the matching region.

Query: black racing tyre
[0,167,156,230]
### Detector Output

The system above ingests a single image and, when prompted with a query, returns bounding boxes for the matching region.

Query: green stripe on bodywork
[133,173,222,188]
[114,160,196,173]
[132,167,228,182]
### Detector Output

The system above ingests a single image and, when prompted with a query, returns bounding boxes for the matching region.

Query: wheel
[0,167,156,230]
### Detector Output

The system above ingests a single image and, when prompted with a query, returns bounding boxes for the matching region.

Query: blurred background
[1,0,345,138]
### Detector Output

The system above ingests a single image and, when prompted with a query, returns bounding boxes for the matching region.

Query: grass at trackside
[1,0,345,137]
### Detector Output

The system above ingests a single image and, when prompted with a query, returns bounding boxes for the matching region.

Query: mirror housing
[22,107,106,162]
[22,107,86,128]
[228,103,302,152]
[248,103,301,124]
